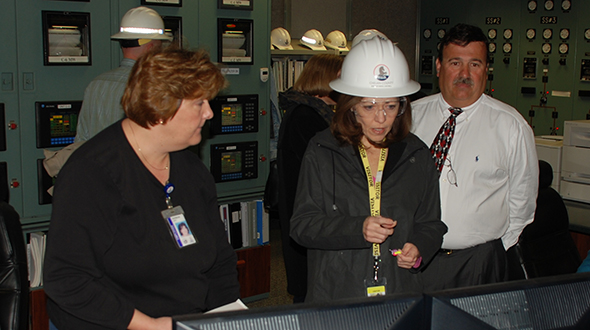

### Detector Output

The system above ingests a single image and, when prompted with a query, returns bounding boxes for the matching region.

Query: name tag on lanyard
[359,145,387,296]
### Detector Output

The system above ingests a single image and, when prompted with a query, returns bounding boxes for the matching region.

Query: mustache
[453,77,474,86]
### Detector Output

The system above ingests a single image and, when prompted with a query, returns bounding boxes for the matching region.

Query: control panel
[209,94,259,134]
[210,141,258,183]
[35,101,80,148]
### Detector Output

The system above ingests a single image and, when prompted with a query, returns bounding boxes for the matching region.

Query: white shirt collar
[436,93,486,122]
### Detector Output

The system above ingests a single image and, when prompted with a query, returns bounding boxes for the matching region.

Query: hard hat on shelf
[271,27,293,50]
[299,29,327,51]
[325,30,349,51]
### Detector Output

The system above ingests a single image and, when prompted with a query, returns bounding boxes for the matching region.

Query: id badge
[364,277,387,297]
[161,205,198,248]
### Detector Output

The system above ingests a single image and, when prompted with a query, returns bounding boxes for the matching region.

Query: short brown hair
[331,94,412,148]
[293,54,343,97]
[122,46,227,128]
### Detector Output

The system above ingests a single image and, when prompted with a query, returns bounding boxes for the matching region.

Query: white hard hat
[299,29,326,51]
[352,29,389,48]
[111,7,172,41]
[271,27,293,50]
[329,37,420,98]
[325,30,349,51]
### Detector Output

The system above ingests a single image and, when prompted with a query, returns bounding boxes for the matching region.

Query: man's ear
[435,58,441,78]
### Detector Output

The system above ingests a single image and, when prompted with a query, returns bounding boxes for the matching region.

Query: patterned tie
[430,107,463,173]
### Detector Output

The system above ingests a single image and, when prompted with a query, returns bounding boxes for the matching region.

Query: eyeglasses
[445,157,458,187]
[353,99,406,118]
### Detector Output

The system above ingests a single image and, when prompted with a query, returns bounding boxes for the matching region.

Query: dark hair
[331,95,412,148]
[122,46,227,128]
[293,54,343,97]
[438,23,489,63]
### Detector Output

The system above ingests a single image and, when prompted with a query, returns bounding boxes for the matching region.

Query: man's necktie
[430,107,463,173]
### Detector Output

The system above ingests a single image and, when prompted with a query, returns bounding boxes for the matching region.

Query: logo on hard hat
[374,65,390,81]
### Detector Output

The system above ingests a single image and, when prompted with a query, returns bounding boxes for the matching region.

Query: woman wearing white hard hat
[290,35,447,302]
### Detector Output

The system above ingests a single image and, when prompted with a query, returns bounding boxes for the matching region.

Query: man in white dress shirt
[412,23,538,290]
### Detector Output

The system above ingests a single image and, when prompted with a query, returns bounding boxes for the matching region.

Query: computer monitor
[429,272,590,330]
[174,293,426,330]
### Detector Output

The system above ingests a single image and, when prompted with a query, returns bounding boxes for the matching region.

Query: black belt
[439,248,457,255]
[438,239,502,255]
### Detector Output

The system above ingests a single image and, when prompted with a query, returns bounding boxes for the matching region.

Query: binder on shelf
[256,200,269,245]
[240,201,250,247]
[229,203,243,249]
[219,203,230,244]
[248,201,258,247]
[27,231,47,288]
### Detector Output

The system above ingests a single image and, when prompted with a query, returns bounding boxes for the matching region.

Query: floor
[245,223,295,309]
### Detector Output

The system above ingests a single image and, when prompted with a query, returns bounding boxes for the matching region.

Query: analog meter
[559,43,569,54]
[489,43,496,53]
[528,0,537,11]
[423,29,432,39]
[585,28,590,40]
[544,0,554,10]
[503,43,512,53]
[543,28,553,39]
[488,29,497,39]
[561,0,571,11]
[437,29,446,39]
[542,43,552,54]
[503,29,513,39]
[560,28,570,39]
[526,28,536,40]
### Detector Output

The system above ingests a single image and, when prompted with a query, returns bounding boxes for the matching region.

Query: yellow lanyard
[359,145,387,259]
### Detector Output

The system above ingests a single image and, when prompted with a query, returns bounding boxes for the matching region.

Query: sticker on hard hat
[373,65,390,82]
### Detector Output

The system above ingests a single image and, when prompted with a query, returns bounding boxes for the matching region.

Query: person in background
[277,54,344,303]
[74,6,172,142]
[43,46,239,330]
[411,23,538,291]
[290,35,447,303]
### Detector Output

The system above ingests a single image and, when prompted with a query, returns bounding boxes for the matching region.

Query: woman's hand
[396,242,421,269]
[363,216,396,244]
[128,309,172,330]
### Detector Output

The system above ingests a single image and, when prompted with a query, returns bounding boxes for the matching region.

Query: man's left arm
[503,123,539,249]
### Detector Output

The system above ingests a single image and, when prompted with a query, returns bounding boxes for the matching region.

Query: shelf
[271,39,350,56]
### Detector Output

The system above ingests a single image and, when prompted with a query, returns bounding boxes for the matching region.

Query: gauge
[544,0,554,10]
[528,0,537,11]
[526,28,536,40]
[559,43,569,54]
[503,43,512,53]
[423,29,432,39]
[561,0,571,11]
[586,29,590,40]
[542,43,552,54]
[503,29,513,39]
[489,43,496,53]
[560,28,570,39]
[543,28,553,39]
[437,29,446,39]
[488,29,497,39]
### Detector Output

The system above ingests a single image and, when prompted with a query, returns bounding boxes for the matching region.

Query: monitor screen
[430,272,590,330]
[221,151,242,174]
[221,104,243,126]
[174,293,425,330]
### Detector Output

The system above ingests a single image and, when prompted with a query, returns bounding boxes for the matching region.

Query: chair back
[0,201,29,330]
[507,160,581,280]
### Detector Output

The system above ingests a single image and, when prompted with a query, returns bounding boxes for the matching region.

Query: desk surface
[566,200,590,235]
